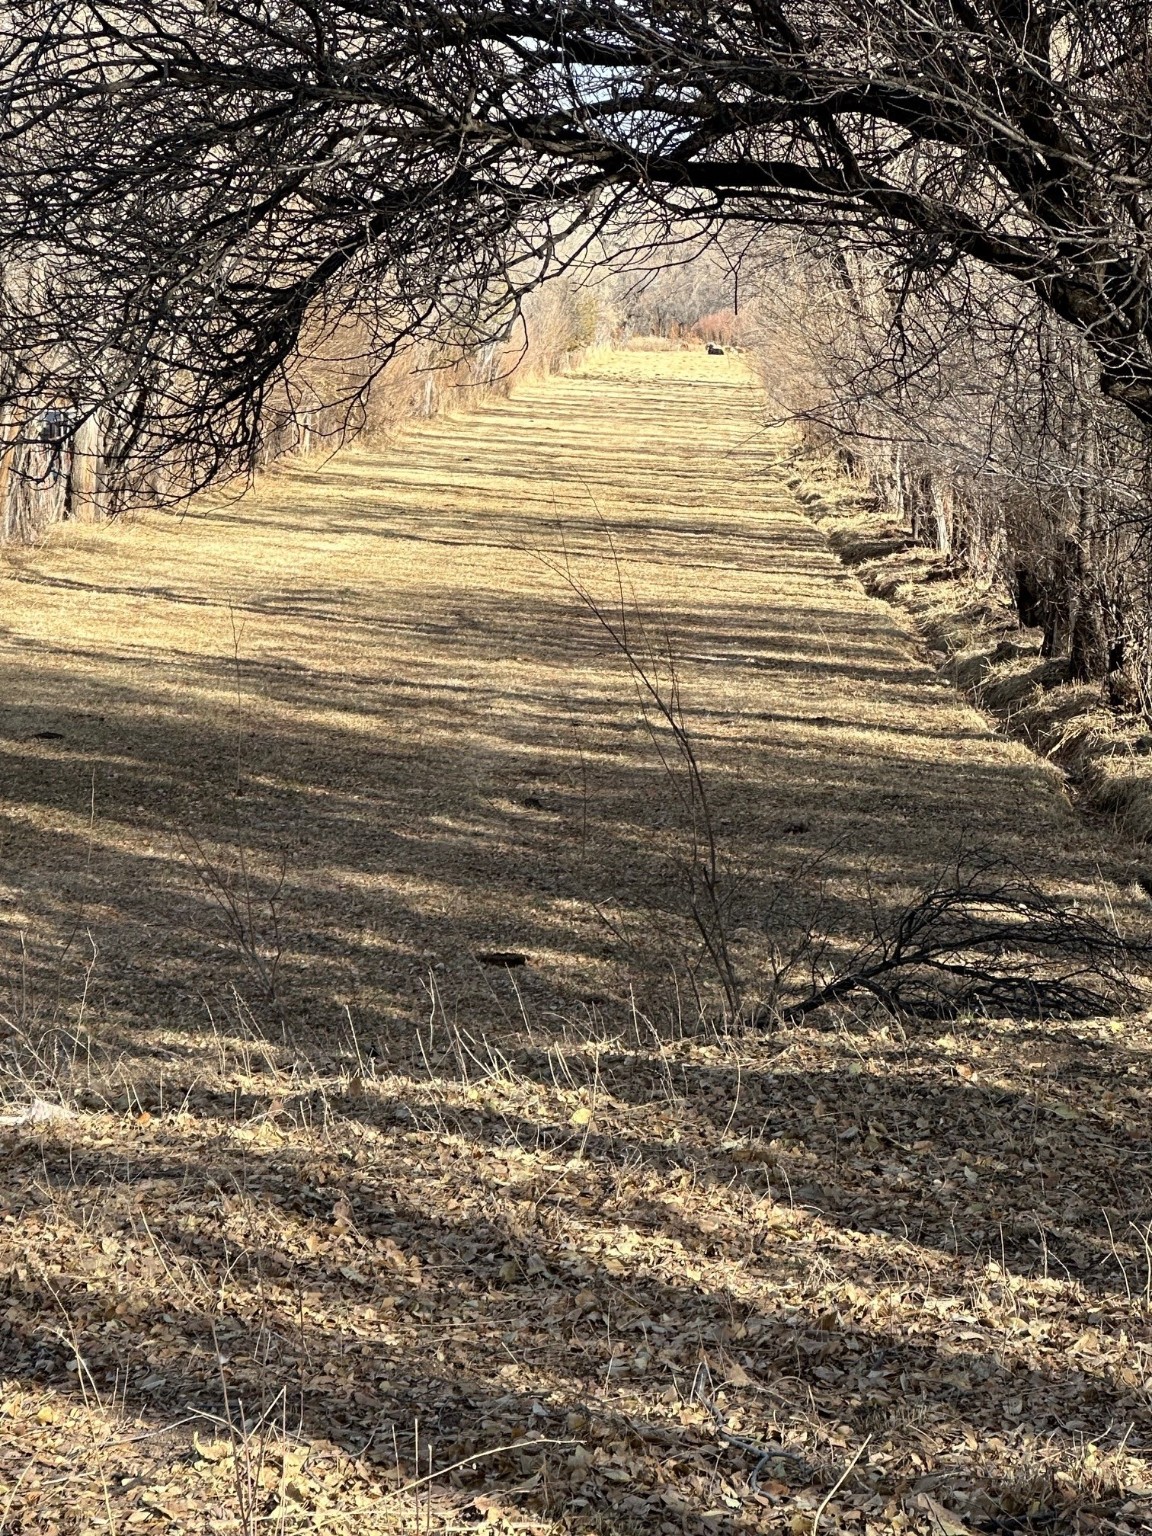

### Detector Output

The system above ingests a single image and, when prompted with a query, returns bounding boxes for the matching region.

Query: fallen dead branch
[782,854,1150,1022]
[0,1097,78,1129]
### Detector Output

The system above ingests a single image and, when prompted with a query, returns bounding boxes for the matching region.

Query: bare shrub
[0,931,102,1105]
[178,834,287,1018]
[544,531,743,1021]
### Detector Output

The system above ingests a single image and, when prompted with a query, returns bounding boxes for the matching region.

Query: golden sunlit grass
[0,350,1151,1533]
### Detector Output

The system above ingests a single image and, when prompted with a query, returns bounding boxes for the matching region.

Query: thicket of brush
[743,243,1152,713]
[0,278,608,545]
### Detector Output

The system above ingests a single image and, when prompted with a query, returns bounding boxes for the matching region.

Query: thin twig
[811,1436,870,1535]
[304,1438,577,1525]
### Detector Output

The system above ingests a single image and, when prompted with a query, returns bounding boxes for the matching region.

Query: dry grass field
[1,349,1152,1534]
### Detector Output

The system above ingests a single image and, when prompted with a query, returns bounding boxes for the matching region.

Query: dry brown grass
[1,351,1151,1533]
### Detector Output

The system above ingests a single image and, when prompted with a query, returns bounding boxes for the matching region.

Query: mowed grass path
[0,350,1150,1534]
[0,349,1109,1034]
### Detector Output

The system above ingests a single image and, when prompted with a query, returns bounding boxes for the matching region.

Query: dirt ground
[1,349,1152,1533]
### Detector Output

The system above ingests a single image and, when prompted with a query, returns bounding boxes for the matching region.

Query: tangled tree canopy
[2,0,1151,483]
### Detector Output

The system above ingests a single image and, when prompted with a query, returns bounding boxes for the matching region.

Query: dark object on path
[706,343,725,355]
[29,730,65,740]
[477,950,527,968]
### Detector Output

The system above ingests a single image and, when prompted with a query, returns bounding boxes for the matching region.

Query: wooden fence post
[69,411,104,523]
[0,411,14,541]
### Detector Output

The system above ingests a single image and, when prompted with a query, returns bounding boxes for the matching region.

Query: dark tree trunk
[1068,473,1109,683]
[1069,581,1109,681]
[1015,568,1045,629]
